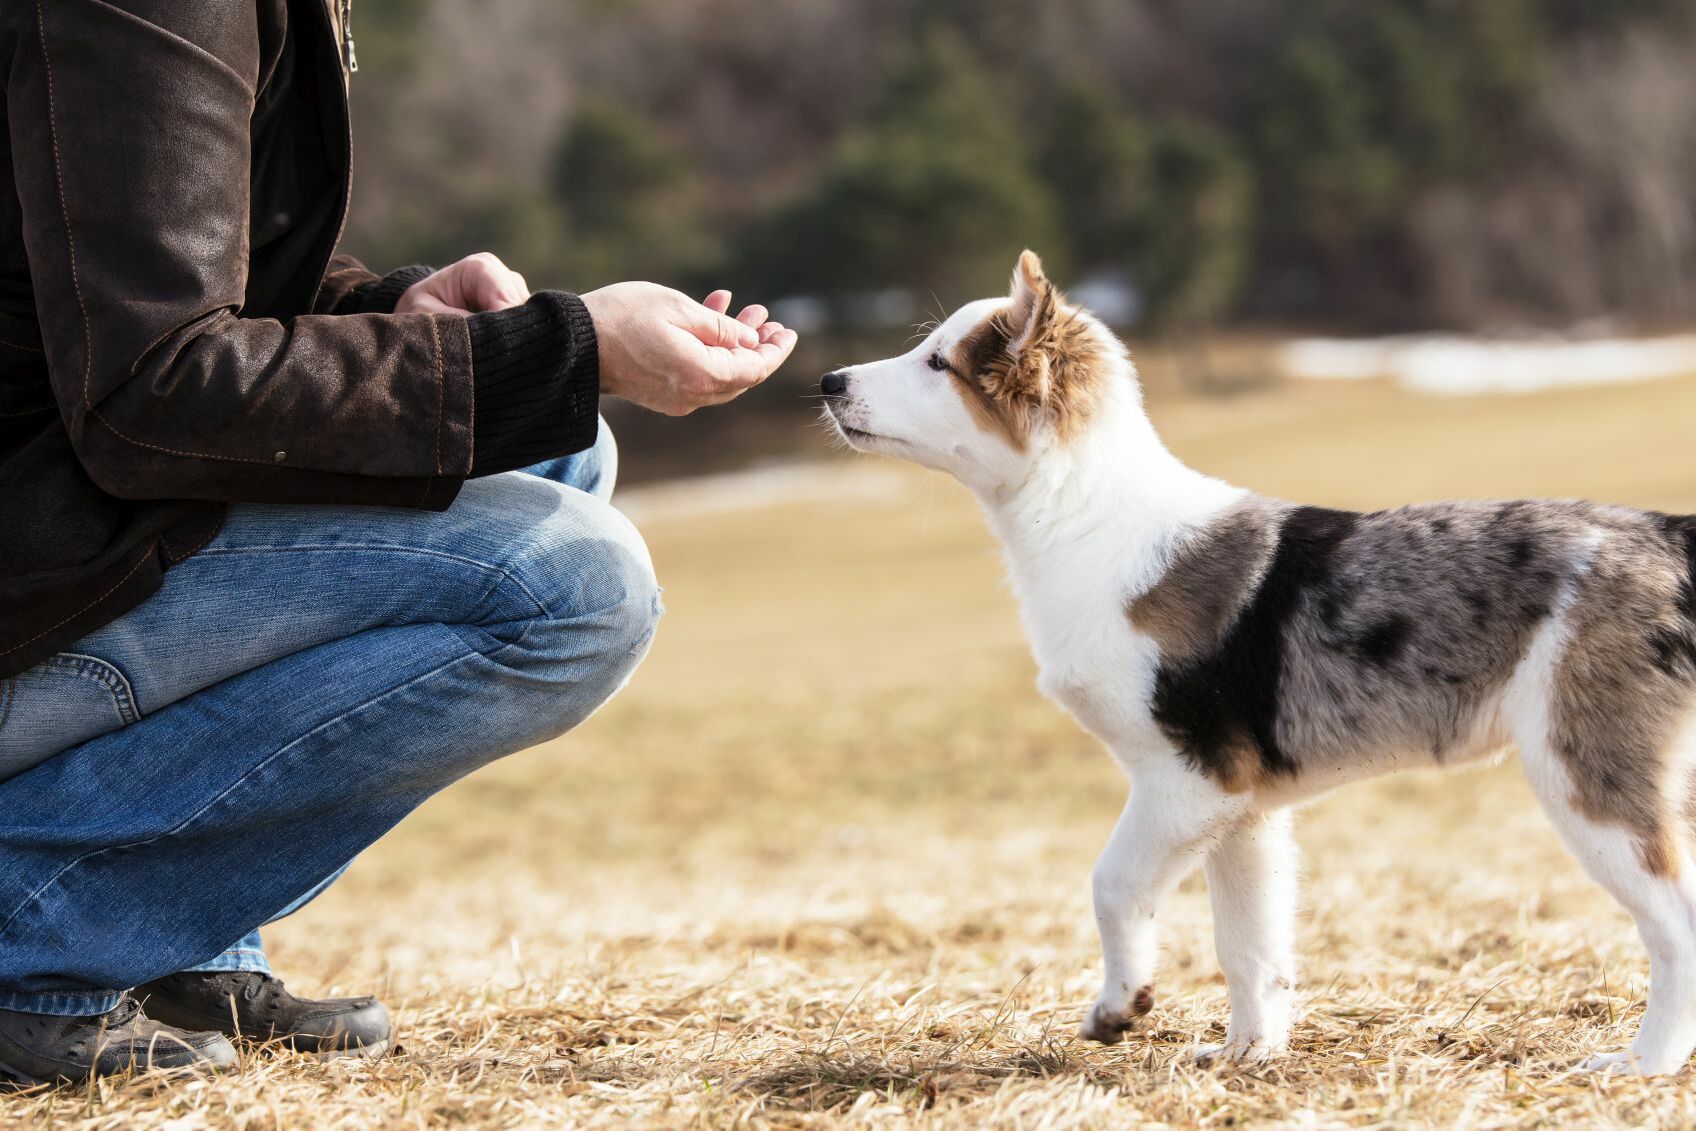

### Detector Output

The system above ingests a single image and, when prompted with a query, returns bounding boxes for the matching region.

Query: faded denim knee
[494,486,662,724]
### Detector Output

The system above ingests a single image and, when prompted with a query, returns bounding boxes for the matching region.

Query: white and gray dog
[820,251,1696,1075]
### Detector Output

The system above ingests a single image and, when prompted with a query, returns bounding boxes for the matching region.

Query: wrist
[465,292,601,474]
[578,293,626,399]
[337,265,435,316]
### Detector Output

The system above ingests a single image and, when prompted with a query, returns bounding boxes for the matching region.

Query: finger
[687,307,762,350]
[703,290,732,316]
[758,320,786,343]
[714,344,780,390]
[470,264,528,312]
[754,327,799,374]
[734,303,768,328]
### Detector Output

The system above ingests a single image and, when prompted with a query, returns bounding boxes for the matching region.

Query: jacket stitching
[35,1,385,472]
[0,405,55,418]
[415,313,444,507]
[464,319,475,472]
[0,337,44,353]
[0,544,155,661]
[34,0,94,421]
[83,0,255,92]
[430,313,444,476]
[36,3,252,465]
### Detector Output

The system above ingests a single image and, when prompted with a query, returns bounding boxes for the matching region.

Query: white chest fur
[966,379,1250,770]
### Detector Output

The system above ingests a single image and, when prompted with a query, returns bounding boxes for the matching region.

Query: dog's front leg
[1081,760,1248,1044]
[1195,808,1297,1065]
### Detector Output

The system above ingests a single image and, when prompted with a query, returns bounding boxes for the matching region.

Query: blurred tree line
[346,0,1696,335]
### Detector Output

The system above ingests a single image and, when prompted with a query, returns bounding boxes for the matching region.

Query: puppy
[821,250,1696,1075]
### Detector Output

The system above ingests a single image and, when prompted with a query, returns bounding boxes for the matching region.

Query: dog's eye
[927,352,950,373]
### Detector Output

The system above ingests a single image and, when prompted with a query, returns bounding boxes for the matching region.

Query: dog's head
[821,251,1125,491]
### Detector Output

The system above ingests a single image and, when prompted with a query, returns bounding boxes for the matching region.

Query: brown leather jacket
[0,0,599,678]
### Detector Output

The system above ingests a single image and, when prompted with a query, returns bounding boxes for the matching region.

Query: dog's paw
[1079,987,1153,1045]
[1576,1052,1637,1076]
[1193,1037,1283,1067]
[1576,1049,1683,1077]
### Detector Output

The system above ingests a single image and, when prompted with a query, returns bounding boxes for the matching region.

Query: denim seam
[34,653,139,725]
[469,618,537,666]
[192,543,550,618]
[0,988,123,1016]
[0,645,484,945]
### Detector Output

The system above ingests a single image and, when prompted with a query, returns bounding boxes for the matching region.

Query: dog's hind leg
[1510,608,1696,1075]
[1194,807,1298,1064]
[1080,757,1250,1044]
[1522,749,1696,1075]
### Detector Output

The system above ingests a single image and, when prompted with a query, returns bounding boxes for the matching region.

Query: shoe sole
[0,1060,48,1090]
[0,1054,233,1090]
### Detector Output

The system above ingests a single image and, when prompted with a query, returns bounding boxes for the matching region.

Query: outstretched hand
[397,253,799,416]
[582,282,798,416]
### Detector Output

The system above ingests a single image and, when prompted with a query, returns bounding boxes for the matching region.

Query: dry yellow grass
[13,371,1696,1128]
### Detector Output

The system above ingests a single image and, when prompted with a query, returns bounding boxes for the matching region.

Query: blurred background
[343,0,1696,481]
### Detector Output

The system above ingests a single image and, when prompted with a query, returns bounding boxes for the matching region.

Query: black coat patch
[1150,506,1359,782]
[1658,513,1696,621]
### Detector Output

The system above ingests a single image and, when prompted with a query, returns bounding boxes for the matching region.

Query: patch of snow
[1280,333,1696,395]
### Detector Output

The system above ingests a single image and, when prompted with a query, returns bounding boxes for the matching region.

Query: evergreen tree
[1038,79,1151,275]
[547,97,716,288]
[1252,36,1405,253]
[1137,119,1251,330]
[755,29,1060,303]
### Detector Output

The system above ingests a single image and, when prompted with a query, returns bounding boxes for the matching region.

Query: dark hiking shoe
[0,994,236,1086]
[135,972,391,1059]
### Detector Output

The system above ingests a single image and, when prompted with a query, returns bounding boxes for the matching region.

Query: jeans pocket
[0,654,140,784]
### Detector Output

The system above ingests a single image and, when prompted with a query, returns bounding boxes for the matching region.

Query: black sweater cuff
[466,291,601,476]
[334,265,436,315]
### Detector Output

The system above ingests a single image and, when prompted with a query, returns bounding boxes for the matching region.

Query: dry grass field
[14,370,1696,1128]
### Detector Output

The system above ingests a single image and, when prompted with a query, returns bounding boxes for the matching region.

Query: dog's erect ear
[1006,250,1056,356]
[999,250,1058,402]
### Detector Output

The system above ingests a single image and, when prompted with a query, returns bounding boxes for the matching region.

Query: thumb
[685,304,760,350]
[467,266,528,312]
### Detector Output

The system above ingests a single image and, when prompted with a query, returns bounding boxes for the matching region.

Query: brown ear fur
[997,250,1059,404]
[949,251,1109,447]
[990,251,1107,440]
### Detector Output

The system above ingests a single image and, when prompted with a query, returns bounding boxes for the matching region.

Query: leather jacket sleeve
[5,3,475,508]
[315,254,386,314]
[324,262,437,316]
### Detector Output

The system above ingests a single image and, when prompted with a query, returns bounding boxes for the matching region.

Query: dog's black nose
[820,371,849,397]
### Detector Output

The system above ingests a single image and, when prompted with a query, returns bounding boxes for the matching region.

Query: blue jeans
[0,424,660,1015]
